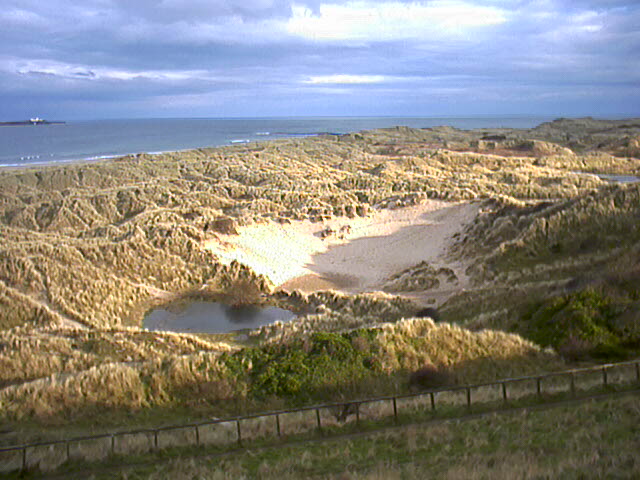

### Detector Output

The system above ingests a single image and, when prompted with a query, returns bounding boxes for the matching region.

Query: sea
[0,116,556,168]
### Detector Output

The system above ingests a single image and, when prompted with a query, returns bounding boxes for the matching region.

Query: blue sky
[0,0,638,120]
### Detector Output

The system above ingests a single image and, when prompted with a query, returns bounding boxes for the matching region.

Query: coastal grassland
[491,184,640,272]
[448,183,640,276]
[443,183,640,353]
[1,119,639,457]
[0,319,562,443]
[0,289,416,390]
[46,392,640,480]
[0,124,619,329]
[0,221,272,329]
[0,325,237,388]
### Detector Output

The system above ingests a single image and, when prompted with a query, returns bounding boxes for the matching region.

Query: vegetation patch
[523,286,640,360]
[0,319,561,435]
[39,393,640,480]
[223,329,384,404]
[493,183,640,272]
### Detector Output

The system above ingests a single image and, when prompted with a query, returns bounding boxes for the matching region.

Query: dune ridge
[1,118,639,430]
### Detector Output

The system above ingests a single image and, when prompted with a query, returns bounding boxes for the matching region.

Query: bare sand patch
[205,200,480,301]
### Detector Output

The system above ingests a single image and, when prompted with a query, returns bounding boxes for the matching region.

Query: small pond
[593,173,640,183]
[143,301,296,334]
[577,172,640,183]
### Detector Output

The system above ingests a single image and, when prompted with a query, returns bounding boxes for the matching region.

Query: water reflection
[144,301,296,334]
[593,173,640,183]
[576,172,640,183]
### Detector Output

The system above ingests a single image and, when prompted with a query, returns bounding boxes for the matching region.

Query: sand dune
[205,200,480,300]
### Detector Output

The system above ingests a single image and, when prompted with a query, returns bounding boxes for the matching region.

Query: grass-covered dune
[0,318,561,436]
[2,120,635,329]
[1,118,639,447]
[444,181,640,359]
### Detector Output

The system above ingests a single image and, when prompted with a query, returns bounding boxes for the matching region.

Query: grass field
[19,391,638,479]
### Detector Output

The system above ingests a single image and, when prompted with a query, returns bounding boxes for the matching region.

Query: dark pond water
[143,301,296,334]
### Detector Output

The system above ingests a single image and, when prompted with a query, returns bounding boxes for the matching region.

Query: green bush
[523,287,639,360]
[221,330,384,403]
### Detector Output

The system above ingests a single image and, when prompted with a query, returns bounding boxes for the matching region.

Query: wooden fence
[1,359,639,473]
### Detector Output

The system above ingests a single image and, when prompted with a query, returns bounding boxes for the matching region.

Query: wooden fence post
[392,398,398,423]
[502,383,508,404]
[275,414,281,438]
[602,366,608,387]
[315,409,322,432]
[236,420,242,446]
[466,388,472,411]
[195,425,200,446]
[430,392,436,411]
[570,373,576,397]
[536,377,541,398]
[22,447,26,471]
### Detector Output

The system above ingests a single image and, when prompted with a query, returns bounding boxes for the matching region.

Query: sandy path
[205,200,480,303]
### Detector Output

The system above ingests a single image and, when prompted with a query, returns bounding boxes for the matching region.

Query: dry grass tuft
[376,318,563,383]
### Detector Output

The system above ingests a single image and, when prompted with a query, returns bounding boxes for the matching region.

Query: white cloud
[303,74,388,84]
[569,10,604,33]
[5,58,212,83]
[0,8,48,27]
[286,1,509,42]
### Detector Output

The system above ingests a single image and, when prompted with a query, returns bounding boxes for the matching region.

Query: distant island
[0,117,65,126]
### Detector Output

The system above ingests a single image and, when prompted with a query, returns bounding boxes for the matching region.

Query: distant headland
[0,117,65,126]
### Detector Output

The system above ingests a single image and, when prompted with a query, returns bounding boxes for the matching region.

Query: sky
[0,0,639,120]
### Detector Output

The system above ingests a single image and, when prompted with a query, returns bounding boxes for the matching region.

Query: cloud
[286,1,509,42]
[0,8,48,27]
[5,58,200,83]
[113,0,297,23]
[303,74,388,84]
[0,0,639,119]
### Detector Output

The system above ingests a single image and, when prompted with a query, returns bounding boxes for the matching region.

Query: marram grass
[0,318,563,425]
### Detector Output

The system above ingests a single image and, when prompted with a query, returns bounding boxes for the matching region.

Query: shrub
[414,307,441,322]
[221,330,383,403]
[408,363,452,390]
[523,287,639,360]
[556,336,593,361]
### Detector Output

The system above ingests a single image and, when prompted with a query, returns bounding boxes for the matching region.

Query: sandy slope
[205,200,480,302]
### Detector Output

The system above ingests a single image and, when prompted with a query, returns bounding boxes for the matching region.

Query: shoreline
[0,115,570,171]
[0,136,317,171]
[0,122,65,127]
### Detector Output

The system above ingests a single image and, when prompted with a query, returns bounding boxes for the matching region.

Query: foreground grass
[48,392,640,479]
[0,318,562,441]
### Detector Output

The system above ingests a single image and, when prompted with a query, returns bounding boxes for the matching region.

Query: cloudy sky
[1,0,638,120]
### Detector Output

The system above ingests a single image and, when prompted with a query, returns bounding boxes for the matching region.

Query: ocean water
[0,116,554,168]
